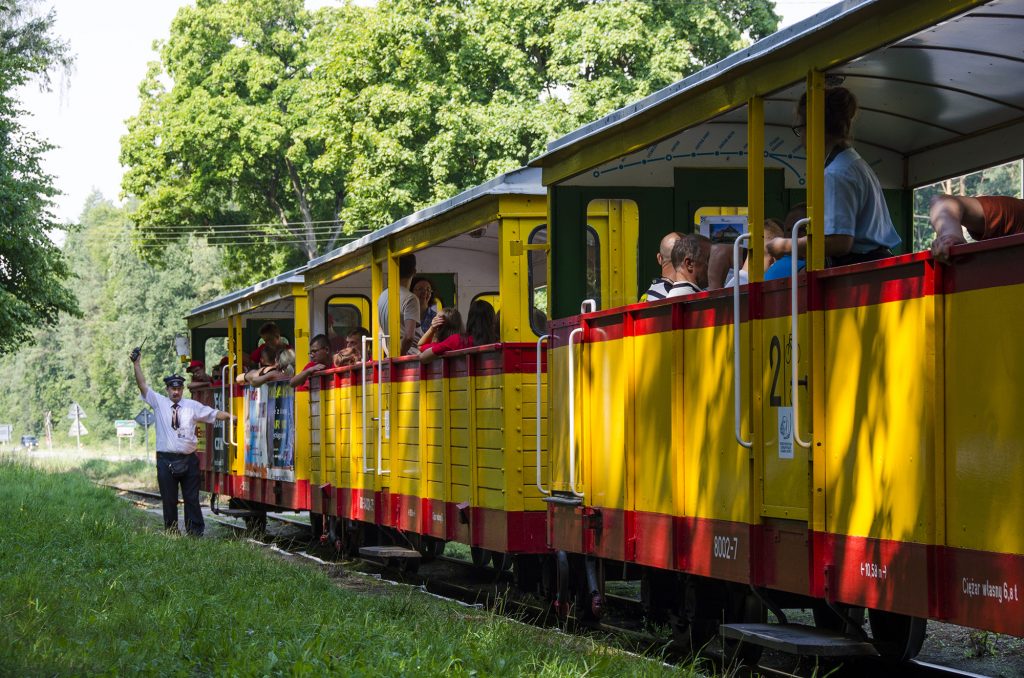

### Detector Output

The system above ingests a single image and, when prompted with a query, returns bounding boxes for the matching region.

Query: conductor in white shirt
[130,346,235,535]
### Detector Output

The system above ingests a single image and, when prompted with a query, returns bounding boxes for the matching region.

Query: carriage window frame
[527,225,548,337]
[324,294,371,346]
[584,224,600,310]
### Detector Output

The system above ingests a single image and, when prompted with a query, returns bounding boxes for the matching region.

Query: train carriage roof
[303,166,544,284]
[532,0,1024,190]
[186,268,307,328]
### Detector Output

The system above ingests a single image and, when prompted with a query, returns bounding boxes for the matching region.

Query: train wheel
[512,555,542,595]
[414,536,445,563]
[868,609,926,662]
[641,570,678,626]
[309,512,324,542]
[491,551,513,572]
[470,546,491,569]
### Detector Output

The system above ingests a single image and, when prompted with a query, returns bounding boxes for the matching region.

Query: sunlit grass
[0,459,702,676]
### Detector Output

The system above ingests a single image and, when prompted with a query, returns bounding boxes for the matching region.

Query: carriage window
[528,226,548,336]
[325,298,364,350]
[585,226,600,309]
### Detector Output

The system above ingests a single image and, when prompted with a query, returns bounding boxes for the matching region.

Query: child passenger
[418,301,498,363]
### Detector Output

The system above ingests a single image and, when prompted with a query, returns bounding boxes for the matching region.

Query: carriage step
[720,623,879,657]
[359,546,421,561]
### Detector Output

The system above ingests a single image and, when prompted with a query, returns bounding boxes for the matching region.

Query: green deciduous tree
[0,193,228,442]
[121,0,778,270]
[0,1,79,354]
[120,0,360,269]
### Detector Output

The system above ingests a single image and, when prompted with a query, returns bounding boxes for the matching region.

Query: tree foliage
[121,0,779,268]
[0,1,79,353]
[0,194,228,441]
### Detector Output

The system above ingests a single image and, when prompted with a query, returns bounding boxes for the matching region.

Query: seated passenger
[334,327,371,367]
[725,218,785,287]
[237,345,279,385]
[248,348,295,386]
[418,308,468,363]
[466,300,498,346]
[410,275,440,334]
[185,360,212,385]
[666,234,711,297]
[289,334,331,389]
[247,321,291,369]
[767,87,901,267]
[765,204,808,281]
[929,194,1024,263]
[642,231,683,302]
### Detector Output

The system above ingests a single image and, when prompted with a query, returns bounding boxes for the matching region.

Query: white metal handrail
[535,334,550,495]
[377,333,390,475]
[581,298,597,314]
[220,364,230,449]
[733,233,753,449]
[790,218,812,449]
[227,359,237,446]
[361,334,374,472]
[567,327,584,497]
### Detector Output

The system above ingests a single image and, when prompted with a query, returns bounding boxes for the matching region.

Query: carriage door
[577,200,638,516]
[758,295,811,522]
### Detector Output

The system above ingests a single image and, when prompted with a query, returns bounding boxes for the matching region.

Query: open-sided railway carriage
[186,0,1024,663]
[534,0,1024,659]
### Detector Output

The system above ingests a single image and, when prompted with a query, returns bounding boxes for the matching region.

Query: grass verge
[0,459,699,676]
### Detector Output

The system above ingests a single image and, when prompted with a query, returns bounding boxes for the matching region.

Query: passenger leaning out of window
[929,194,1024,263]
[246,321,291,370]
[767,86,901,267]
[417,300,498,363]
[237,344,279,385]
[334,327,371,367]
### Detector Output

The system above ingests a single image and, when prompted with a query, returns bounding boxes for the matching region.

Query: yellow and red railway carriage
[186,268,312,515]
[300,167,553,560]
[533,0,1024,653]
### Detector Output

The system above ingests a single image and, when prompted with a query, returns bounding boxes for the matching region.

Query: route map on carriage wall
[243,384,294,482]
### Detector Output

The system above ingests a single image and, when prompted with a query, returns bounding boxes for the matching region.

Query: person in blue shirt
[767,87,900,268]
[764,204,807,281]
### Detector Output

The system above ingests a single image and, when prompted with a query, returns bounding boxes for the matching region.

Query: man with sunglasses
[290,334,331,391]
[130,346,234,536]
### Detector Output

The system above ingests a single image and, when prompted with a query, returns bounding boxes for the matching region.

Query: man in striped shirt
[666,234,711,298]
[642,231,683,302]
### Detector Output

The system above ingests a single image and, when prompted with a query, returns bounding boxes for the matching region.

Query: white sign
[115,420,136,437]
[68,420,88,437]
[778,407,794,459]
[67,403,87,420]
[0,424,11,442]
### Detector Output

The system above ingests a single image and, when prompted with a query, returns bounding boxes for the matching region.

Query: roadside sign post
[134,409,155,453]
[115,420,136,455]
[0,424,11,451]
[67,403,88,450]
[44,411,52,451]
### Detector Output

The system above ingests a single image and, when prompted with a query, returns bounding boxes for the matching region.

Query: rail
[377,333,390,475]
[535,334,550,495]
[361,334,374,473]
[220,364,230,449]
[790,218,812,449]
[567,298,597,497]
[733,233,753,449]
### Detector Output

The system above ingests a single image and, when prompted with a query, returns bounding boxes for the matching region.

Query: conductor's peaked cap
[163,374,186,388]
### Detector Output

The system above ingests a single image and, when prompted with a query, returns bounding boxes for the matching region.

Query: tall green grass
[0,460,699,676]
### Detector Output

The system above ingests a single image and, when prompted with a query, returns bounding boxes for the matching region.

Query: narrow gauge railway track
[102,484,996,678]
